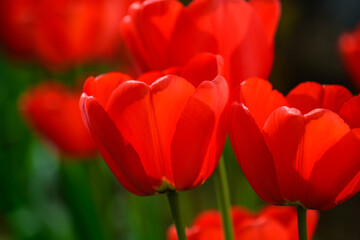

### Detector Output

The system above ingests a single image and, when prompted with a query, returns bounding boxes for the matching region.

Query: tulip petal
[300,109,350,179]
[80,95,154,195]
[121,0,184,71]
[83,72,132,108]
[262,106,304,202]
[150,75,196,186]
[229,103,282,204]
[339,95,360,128]
[323,171,360,210]
[168,0,219,68]
[136,67,182,85]
[249,0,281,43]
[305,129,360,210]
[170,80,217,190]
[170,0,271,87]
[239,77,288,128]
[231,206,254,226]
[137,71,167,85]
[192,210,222,229]
[286,82,353,114]
[106,77,198,191]
[106,80,166,188]
[296,109,350,203]
[236,216,290,240]
[260,206,295,226]
[322,85,353,112]
[197,228,223,240]
[228,10,271,87]
[20,83,97,157]
[286,82,323,114]
[193,76,229,185]
[180,53,223,87]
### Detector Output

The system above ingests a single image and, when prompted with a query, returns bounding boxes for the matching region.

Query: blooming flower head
[339,23,360,90]
[167,205,319,240]
[20,82,98,158]
[80,53,229,195]
[229,78,360,210]
[121,0,280,96]
[0,0,137,70]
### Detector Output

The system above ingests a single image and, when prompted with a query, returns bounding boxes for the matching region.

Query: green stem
[297,205,308,240]
[167,191,187,240]
[214,157,235,240]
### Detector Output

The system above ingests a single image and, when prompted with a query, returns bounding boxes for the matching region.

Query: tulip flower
[80,53,228,195]
[20,82,98,158]
[230,78,360,211]
[81,53,228,240]
[0,0,137,70]
[167,205,319,240]
[339,24,360,90]
[121,0,280,97]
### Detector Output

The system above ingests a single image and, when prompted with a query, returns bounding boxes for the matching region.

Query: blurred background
[1,0,360,239]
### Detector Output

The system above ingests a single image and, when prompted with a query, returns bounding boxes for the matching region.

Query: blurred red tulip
[339,24,360,90]
[20,82,98,158]
[121,0,280,97]
[0,0,137,70]
[229,78,360,210]
[80,53,229,195]
[167,205,319,240]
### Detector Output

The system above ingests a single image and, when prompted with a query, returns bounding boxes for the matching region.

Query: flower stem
[167,191,187,240]
[297,205,308,240]
[214,156,235,240]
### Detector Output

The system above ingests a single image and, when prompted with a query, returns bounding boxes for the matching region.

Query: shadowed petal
[137,71,167,85]
[327,171,360,210]
[286,82,323,114]
[229,103,282,204]
[262,107,304,202]
[193,76,229,185]
[80,95,154,195]
[286,82,353,114]
[339,95,360,128]
[106,81,164,188]
[150,75,196,187]
[170,80,217,190]
[137,67,182,85]
[306,129,360,210]
[300,109,350,180]
[180,53,223,87]
[322,85,353,112]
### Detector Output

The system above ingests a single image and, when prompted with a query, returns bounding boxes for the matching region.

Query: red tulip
[229,78,360,210]
[80,53,229,195]
[167,205,319,240]
[0,0,137,70]
[121,0,280,96]
[20,82,98,158]
[339,24,360,90]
